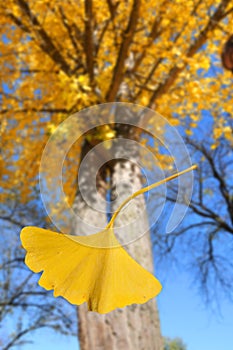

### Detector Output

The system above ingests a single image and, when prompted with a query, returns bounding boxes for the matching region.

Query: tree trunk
[72,137,163,350]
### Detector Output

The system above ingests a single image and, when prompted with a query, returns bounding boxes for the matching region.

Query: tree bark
[73,137,163,350]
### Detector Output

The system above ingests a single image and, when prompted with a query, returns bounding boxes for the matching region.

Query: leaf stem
[107,164,197,228]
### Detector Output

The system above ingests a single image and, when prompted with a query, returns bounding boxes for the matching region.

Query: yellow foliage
[223,126,232,142]
[214,127,223,139]
[186,130,193,136]
[0,0,232,214]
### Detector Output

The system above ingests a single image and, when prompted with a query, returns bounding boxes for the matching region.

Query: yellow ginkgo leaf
[21,226,162,314]
[20,164,197,314]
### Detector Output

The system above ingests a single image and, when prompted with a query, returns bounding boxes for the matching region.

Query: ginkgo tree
[0,0,233,349]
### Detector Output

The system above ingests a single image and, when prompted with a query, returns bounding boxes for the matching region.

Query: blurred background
[0,0,232,349]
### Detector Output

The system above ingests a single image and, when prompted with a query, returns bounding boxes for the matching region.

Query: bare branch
[0,216,24,228]
[189,140,233,224]
[2,325,45,350]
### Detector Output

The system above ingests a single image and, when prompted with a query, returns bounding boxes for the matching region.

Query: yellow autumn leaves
[1,0,232,216]
[20,165,196,314]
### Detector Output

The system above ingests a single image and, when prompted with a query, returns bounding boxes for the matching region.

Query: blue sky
[158,270,233,350]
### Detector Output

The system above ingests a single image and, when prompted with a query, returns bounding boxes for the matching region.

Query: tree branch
[105,0,141,101]
[84,0,94,83]
[0,216,24,228]
[189,140,233,224]
[2,324,47,350]
[220,6,233,19]
[189,201,233,234]
[13,0,71,75]
[58,6,80,56]
[131,1,166,74]
[0,108,69,115]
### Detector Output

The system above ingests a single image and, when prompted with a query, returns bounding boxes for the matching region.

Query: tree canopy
[1,0,232,211]
[164,337,187,350]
